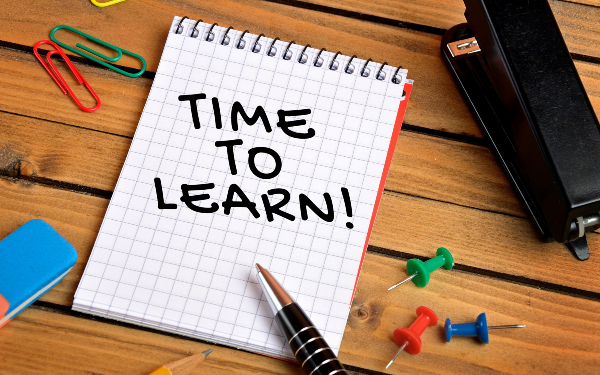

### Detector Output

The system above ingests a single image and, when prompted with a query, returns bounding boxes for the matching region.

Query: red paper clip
[33,40,101,112]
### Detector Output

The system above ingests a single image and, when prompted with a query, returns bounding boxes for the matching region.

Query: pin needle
[386,341,407,369]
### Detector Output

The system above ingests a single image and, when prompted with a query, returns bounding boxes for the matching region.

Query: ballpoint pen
[255,263,348,375]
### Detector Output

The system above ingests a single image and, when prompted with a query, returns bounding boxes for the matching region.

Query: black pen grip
[275,303,348,375]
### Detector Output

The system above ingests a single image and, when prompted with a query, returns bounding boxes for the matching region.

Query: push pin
[388,247,454,290]
[386,306,438,369]
[444,313,526,343]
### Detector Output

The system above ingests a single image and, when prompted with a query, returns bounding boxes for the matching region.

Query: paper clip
[33,41,101,112]
[90,0,127,7]
[50,25,147,78]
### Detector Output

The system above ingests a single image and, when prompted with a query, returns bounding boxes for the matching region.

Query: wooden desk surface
[1,0,599,374]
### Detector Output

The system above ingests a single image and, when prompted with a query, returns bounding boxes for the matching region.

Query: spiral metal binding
[314,48,326,67]
[376,62,388,80]
[237,30,249,49]
[298,44,310,64]
[361,58,372,77]
[175,16,188,35]
[283,41,295,60]
[268,37,279,57]
[345,55,357,74]
[174,19,404,85]
[191,19,203,38]
[330,51,341,71]
[206,23,218,42]
[392,66,403,84]
[253,34,265,53]
[221,26,234,45]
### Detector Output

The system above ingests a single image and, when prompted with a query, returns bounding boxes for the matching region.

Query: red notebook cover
[351,82,413,301]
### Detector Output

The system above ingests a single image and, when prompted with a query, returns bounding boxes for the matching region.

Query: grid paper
[73,16,411,359]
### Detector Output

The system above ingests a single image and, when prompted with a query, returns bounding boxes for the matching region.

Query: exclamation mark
[341,187,354,229]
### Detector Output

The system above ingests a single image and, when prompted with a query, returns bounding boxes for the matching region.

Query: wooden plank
[286,0,467,30]
[370,191,600,294]
[2,251,600,374]
[4,4,600,142]
[0,46,598,218]
[296,0,600,59]
[0,307,303,375]
[2,169,599,307]
[565,0,600,7]
[390,132,523,217]
[340,252,600,374]
[550,1,600,58]
[0,112,130,192]
[0,0,481,137]
[0,48,149,137]
[0,109,524,216]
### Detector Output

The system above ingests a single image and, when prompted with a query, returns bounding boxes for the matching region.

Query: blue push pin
[444,313,526,343]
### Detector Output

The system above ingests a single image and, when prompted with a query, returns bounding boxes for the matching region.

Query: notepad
[73,16,412,359]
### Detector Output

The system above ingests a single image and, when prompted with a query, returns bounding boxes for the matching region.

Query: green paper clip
[90,0,127,7]
[50,25,146,78]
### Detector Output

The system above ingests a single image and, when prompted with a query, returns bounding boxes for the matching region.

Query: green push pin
[388,247,454,290]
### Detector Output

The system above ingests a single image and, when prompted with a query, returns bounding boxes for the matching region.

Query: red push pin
[386,306,438,369]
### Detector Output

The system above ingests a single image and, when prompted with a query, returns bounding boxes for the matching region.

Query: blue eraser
[0,219,77,328]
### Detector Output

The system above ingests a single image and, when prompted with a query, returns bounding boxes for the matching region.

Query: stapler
[441,0,600,260]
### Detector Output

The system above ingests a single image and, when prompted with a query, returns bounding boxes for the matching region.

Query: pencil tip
[202,349,213,356]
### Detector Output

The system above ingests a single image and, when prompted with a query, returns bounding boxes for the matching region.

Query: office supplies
[0,220,78,328]
[50,25,147,78]
[256,264,348,375]
[73,16,411,360]
[91,0,127,7]
[386,306,437,369]
[444,313,525,343]
[441,0,600,261]
[388,247,453,290]
[33,40,101,112]
[148,349,212,375]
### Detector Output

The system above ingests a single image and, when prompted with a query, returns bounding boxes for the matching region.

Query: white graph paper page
[73,16,412,359]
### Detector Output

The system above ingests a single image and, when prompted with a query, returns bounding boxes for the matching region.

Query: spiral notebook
[73,16,412,359]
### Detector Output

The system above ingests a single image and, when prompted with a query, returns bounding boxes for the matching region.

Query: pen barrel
[275,303,348,375]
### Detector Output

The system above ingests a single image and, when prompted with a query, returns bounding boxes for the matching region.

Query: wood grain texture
[1,45,599,219]
[296,0,600,59]
[0,178,107,306]
[342,252,600,374]
[1,0,480,137]
[2,0,600,374]
[0,111,130,192]
[564,0,600,7]
[1,252,599,375]
[2,167,600,309]
[370,192,600,294]
[0,48,149,137]
[0,107,523,216]
[4,2,600,142]
[390,132,523,217]
[0,307,303,375]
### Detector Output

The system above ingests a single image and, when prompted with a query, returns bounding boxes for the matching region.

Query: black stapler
[441,0,600,260]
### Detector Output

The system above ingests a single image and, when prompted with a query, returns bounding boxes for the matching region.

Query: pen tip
[255,263,263,273]
[202,349,213,356]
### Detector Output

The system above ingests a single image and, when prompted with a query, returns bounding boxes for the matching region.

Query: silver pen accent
[255,263,293,316]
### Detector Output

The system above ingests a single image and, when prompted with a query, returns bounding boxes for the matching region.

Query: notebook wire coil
[171,17,405,85]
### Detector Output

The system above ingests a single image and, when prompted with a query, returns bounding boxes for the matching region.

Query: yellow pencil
[148,349,212,375]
